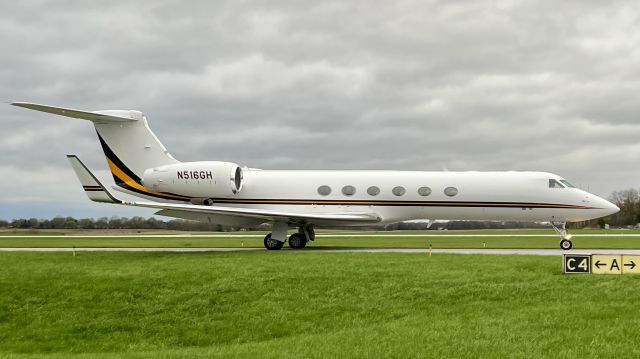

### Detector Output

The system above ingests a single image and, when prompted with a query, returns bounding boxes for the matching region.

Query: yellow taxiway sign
[591,255,622,274]
[621,255,640,274]
[563,254,640,275]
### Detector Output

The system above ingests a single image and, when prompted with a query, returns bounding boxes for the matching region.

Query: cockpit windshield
[549,179,565,188]
[560,180,575,188]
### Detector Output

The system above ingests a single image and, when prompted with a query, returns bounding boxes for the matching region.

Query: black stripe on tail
[96,131,143,186]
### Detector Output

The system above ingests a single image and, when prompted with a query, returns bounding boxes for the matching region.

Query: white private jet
[12,102,619,250]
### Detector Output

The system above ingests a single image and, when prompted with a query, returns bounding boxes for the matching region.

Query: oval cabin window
[367,186,380,196]
[318,185,332,196]
[444,187,458,197]
[342,185,356,196]
[392,186,406,196]
[417,186,432,196]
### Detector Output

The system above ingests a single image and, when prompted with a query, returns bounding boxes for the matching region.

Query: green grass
[2,229,640,249]
[1,251,639,358]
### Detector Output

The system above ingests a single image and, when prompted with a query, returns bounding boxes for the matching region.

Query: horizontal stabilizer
[12,102,139,124]
[67,155,122,204]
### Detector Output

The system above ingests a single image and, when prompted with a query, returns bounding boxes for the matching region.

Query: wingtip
[10,102,41,109]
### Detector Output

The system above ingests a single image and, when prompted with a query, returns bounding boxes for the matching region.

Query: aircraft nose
[597,197,620,216]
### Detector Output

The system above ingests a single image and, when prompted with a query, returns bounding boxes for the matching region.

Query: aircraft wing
[67,155,381,225]
[129,201,381,224]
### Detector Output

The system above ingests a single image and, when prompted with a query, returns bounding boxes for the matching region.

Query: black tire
[264,233,284,250]
[560,239,572,250]
[288,233,308,249]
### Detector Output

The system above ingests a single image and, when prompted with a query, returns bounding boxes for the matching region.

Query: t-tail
[11,102,186,201]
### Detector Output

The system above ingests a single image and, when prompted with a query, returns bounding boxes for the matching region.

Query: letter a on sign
[563,255,591,274]
[592,255,622,275]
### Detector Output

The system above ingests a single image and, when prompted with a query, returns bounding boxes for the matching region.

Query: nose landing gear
[560,239,572,250]
[551,222,573,250]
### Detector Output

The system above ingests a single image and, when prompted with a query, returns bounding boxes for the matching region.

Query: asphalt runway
[3,248,640,256]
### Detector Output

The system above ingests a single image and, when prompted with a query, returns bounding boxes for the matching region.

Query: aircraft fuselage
[141,168,617,224]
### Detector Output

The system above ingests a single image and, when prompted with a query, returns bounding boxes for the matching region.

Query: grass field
[1,251,639,358]
[2,229,640,249]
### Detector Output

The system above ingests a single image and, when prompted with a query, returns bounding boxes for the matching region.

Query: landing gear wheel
[560,239,573,250]
[288,233,308,249]
[264,233,284,250]
[551,222,573,251]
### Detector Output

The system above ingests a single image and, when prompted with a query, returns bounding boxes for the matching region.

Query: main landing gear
[551,222,573,250]
[288,233,307,249]
[263,224,315,250]
[263,234,284,250]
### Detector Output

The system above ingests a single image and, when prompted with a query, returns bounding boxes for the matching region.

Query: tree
[28,218,39,228]
[63,217,78,229]
[608,189,640,227]
[109,217,123,229]
[95,217,109,229]
[11,219,27,228]
[77,218,95,229]
[50,217,66,229]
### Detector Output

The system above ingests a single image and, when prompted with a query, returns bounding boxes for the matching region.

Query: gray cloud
[1,0,639,219]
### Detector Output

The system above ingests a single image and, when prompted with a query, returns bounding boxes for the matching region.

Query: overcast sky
[1,0,639,220]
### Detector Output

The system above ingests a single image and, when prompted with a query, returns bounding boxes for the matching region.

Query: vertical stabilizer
[11,102,180,193]
[92,110,179,188]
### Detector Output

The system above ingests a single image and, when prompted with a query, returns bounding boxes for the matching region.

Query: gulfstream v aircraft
[12,102,619,250]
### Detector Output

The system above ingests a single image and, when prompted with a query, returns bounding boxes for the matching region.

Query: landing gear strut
[551,222,573,250]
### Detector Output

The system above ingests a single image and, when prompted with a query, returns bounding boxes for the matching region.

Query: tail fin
[12,102,179,191]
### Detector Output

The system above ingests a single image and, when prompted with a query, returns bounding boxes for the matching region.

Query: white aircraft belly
[208,202,594,224]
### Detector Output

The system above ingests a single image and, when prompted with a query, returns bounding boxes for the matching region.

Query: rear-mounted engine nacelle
[142,161,243,198]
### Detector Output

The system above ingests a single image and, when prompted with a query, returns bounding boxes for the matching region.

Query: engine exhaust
[190,198,214,206]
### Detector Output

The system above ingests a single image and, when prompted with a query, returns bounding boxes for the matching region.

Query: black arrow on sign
[595,260,606,269]
[624,261,636,269]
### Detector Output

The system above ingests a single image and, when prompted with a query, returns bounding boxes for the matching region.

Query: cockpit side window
[560,180,575,188]
[549,179,565,188]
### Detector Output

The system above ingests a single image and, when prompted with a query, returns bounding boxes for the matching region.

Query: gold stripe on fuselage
[210,198,595,209]
[105,157,190,200]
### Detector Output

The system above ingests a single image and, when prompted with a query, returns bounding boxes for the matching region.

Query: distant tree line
[0,216,265,232]
[0,217,550,231]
